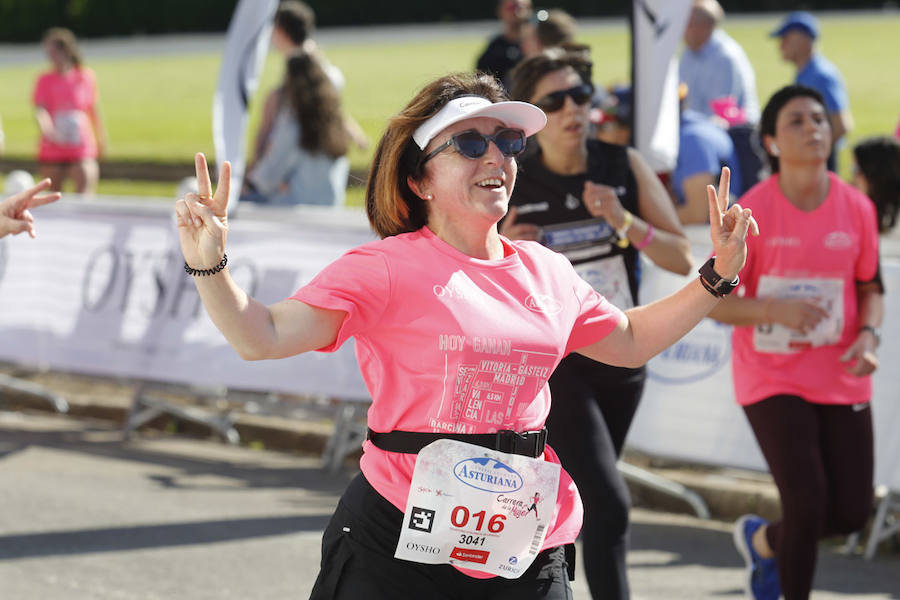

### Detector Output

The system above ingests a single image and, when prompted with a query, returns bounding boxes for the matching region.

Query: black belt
[366,428,548,458]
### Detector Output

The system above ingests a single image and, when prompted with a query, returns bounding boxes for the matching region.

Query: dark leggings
[545,354,645,600]
[744,395,874,600]
[310,474,575,600]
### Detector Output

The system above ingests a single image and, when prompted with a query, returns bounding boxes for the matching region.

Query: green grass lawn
[1,13,898,201]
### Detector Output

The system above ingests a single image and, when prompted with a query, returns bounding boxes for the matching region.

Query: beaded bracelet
[634,223,655,250]
[615,210,634,248]
[184,254,227,277]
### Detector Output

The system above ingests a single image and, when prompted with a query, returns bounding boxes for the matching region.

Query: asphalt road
[1,409,897,599]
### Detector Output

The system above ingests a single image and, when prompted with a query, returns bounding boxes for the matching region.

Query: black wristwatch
[698,257,739,298]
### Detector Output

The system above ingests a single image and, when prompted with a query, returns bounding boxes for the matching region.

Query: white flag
[213,0,278,213]
[631,0,692,172]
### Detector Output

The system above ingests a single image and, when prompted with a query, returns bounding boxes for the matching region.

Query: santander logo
[525,294,563,315]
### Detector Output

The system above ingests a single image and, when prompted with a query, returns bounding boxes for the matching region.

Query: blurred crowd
[0,0,896,228]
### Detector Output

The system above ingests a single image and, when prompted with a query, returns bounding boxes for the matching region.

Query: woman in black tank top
[504,49,692,600]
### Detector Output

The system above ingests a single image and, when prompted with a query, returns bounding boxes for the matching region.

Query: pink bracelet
[634,223,655,250]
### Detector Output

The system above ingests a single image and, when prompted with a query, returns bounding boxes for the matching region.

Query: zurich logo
[453,457,524,493]
[648,319,731,385]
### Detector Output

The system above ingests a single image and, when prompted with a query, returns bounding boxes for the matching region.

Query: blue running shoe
[733,514,781,600]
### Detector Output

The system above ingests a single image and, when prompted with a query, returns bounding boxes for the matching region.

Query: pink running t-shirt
[33,67,99,162]
[292,226,624,577]
[731,173,879,406]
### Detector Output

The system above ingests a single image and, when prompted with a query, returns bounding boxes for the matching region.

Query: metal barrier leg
[864,488,900,560]
[617,460,711,520]
[0,374,69,414]
[322,400,368,473]
[123,382,239,444]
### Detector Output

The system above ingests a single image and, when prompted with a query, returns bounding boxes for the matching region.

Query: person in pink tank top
[709,85,884,600]
[173,72,756,599]
[32,28,106,195]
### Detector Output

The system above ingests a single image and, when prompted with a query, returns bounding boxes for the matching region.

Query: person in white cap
[174,71,756,598]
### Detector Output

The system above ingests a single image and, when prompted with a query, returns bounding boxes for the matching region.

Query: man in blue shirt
[672,107,743,224]
[771,11,853,171]
[680,0,760,125]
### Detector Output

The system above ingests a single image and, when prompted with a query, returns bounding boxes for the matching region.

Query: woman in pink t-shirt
[709,85,884,600]
[173,72,755,599]
[32,28,106,195]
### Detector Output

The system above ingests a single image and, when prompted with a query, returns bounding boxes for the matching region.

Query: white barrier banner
[0,200,375,399]
[1,207,898,489]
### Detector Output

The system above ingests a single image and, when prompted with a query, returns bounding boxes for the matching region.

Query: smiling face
[530,66,590,156]
[415,116,518,231]
[768,96,832,167]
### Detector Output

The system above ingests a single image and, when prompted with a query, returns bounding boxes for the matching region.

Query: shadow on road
[0,514,331,561]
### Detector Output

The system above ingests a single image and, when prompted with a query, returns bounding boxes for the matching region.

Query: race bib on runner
[573,255,633,310]
[54,110,84,146]
[394,439,560,579]
[753,276,844,353]
[540,218,615,253]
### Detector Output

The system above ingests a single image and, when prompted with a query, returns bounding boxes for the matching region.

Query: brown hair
[853,136,900,232]
[508,48,592,103]
[274,0,315,45]
[42,27,82,68]
[366,72,507,238]
[535,9,576,49]
[284,51,348,158]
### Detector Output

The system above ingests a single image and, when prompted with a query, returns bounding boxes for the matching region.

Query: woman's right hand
[766,298,829,334]
[175,153,231,269]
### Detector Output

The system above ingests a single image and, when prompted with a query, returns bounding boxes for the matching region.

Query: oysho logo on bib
[454,457,524,493]
[524,294,562,315]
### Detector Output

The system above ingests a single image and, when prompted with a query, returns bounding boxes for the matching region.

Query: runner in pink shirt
[32,28,106,195]
[174,72,756,599]
[710,85,884,600]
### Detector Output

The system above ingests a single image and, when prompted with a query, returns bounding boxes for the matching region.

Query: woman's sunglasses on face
[534,83,594,113]
[419,128,527,167]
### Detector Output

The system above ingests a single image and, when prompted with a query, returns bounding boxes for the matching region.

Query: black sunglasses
[419,128,527,167]
[534,83,594,113]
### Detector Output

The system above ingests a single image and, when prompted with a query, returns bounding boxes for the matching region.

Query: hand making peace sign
[706,167,759,281]
[0,178,61,239]
[175,153,232,270]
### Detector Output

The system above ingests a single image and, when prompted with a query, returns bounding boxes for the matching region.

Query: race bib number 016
[394,439,560,579]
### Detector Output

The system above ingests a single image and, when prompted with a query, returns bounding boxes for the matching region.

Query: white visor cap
[412,96,547,151]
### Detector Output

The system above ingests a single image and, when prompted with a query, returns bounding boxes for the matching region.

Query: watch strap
[698,257,738,297]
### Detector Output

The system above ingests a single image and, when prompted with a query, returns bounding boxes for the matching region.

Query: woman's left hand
[0,178,61,239]
[582,181,627,229]
[839,334,879,376]
[707,167,758,281]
